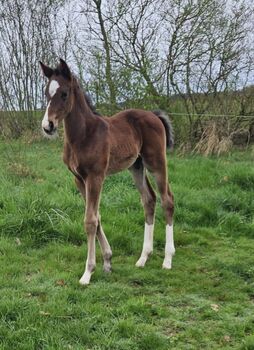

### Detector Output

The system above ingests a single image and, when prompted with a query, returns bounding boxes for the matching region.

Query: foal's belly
[107,143,138,175]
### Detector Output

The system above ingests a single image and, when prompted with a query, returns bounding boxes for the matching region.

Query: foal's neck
[64,82,96,145]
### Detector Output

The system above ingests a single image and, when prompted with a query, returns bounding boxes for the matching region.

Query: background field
[0,139,254,349]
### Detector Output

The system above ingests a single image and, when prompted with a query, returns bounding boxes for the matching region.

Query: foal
[40,59,175,285]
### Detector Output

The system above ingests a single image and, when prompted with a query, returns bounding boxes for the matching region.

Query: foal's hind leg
[153,166,175,269]
[129,158,156,267]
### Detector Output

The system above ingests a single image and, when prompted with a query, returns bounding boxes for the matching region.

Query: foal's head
[39,59,73,138]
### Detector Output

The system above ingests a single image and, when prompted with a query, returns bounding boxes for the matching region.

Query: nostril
[43,127,51,135]
[49,121,54,131]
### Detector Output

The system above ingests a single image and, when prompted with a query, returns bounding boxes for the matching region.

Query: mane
[83,91,101,116]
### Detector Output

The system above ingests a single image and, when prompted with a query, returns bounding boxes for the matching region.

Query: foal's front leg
[75,177,112,273]
[79,175,104,286]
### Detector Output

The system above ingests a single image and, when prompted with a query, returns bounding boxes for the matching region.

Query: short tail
[153,110,174,150]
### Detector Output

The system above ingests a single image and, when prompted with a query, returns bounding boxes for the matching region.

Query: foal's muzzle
[43,121,56,135]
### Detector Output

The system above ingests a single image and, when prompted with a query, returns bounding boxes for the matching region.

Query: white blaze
[41,80,60,138]
[49,80,60,97]
[42,101,51,130]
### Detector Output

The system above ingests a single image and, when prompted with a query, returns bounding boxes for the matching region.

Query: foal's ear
[59,58,72,80]
[39,61,54,79]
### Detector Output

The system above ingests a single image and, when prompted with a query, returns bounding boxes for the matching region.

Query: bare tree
[107,0,165,106]
[163,0,254,112]
[77,0,118,110]
[156,0,254,141]
[0,0,71,113]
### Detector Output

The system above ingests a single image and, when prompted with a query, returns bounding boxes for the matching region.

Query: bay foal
[40,59,175,285]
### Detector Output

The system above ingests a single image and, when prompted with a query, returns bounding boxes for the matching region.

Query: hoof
[103,265,112,273]
[79,272,91,286]
[135,257,146,268]
[162,260,172,269]
[79,279,90,286]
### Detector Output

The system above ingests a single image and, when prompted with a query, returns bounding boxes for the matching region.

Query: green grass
[0,138,254,349]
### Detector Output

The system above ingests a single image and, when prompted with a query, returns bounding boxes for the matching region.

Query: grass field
[0,138,254,349]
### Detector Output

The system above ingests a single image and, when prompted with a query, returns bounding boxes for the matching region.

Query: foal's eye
[61,92,68,100]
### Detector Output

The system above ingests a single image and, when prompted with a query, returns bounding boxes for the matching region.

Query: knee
[84,216,98,233]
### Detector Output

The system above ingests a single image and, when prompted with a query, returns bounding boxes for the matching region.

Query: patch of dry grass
[193,122,233,156]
